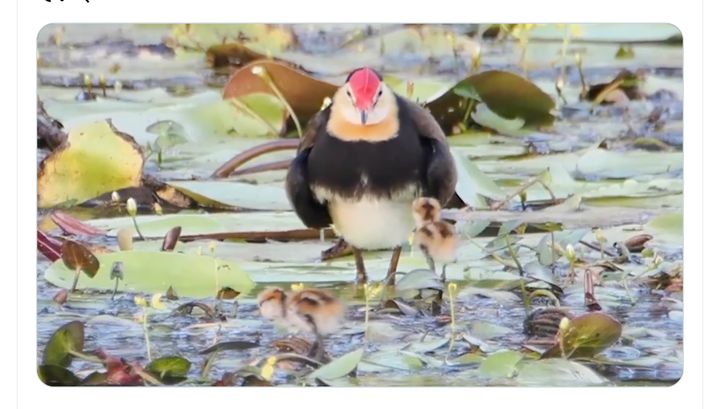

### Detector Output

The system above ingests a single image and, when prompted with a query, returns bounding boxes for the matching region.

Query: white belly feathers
[312,185,418,250]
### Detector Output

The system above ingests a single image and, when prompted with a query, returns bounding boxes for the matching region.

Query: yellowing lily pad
[44,250,255,297]
[38,120,144,208]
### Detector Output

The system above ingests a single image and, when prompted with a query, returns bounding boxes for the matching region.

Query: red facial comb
[347,67,381,110]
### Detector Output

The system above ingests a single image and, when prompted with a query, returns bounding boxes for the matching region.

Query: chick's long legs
[353,246,367,285]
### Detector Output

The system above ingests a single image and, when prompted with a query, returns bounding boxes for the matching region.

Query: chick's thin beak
[360,110,368,125]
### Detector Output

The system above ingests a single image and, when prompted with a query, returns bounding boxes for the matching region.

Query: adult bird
[285,67,457,285]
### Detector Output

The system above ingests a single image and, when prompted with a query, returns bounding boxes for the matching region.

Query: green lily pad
[308,348,364,381]
[42,321,85,367]
[645,212,682,245]
[469,321,514,340]
[541,312,622,359]
[167,180,291,211]
[471,103,527,136]
[146,356,191,384]
[516,358,608,386]
[38,365,82,386]
[45,251,255,297]
[427,70,556,131]
[395,269,444,293]
[84,212,305,238]
[576,148,683,179]
[476,350,524,379]
[189,93,287,138]
[452,149,507,208]
[38,120,144,208]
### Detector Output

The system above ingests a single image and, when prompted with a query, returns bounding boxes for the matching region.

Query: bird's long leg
[386,246,402,286]
[424,251,436,273]
[306,316,328,362]
[441,264,447,283]
[352,246,367,285]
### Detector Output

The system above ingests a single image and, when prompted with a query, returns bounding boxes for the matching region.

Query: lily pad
[469,321,514,340]
[42,321,85,367]
[541,312,622,359]
[167,180,291,211]
[38,365,82,386]
[395,269,444,293]
[516,358,607,386]
[189,93,287,137]
[645,212,682,245]
[145,356,191,383]
[38,120,144,208]
[61,240,100,278]
[84,212,306,238]
[223,60,338,123]
[452,149,507,208]
[307,348,364,381]
[476,350,524,379]
[427,70,556,132]
[45,250,255,297]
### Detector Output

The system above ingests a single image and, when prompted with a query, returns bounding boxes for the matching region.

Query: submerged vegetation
[37,23,682,386]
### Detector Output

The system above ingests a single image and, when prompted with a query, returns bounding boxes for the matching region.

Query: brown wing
[399,97,458,206]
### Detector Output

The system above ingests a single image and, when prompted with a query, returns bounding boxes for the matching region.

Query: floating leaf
[38,120,144,208]
[395,269,444,293]
[145,356,191,383]
[427,70,556,131]
[200,341,260,355]
[61,240,100,278]
[541,312,622,359]
[307,348,364,381]
[576,148,683,179]
[469,321,514,340]
[498,219,526,236]
[42,321,85,367]
[516,358,607,386]
[50,211,105,237]
[167,180,291,211]
[471,103,526,136]
[476,350,524,379]
[38,365,81,386]
[456,219,491,238]
[45,251,255,297]
[189,93,287,137]
[223,60,337,123]
[645,212,682,245]
[457,287,521,305]
[85,212,305,238]
[452,150,506,208]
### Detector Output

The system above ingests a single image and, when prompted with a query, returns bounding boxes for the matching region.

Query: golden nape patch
[326,107,400,142]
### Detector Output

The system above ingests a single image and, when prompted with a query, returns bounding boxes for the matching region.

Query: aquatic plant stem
[68,350,105,364]
[131,215,145,241]
[70,267,80,293]
[505,236,530,316]
[445,282,458,360]
[141,309,152,362]
[363,283,370,345]
[253,67,303,137]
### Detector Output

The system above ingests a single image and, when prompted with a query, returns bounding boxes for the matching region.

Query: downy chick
[412,197,459,282]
